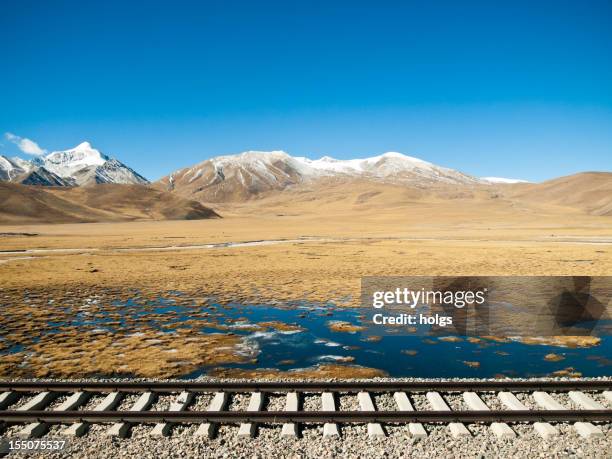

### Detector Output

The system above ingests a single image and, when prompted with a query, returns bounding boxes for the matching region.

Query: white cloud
[5,132,47,155]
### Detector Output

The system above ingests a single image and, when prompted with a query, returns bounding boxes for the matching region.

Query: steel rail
[1,380,610,393]
[1,410,610,424]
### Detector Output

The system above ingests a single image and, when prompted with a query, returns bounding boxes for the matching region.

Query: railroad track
[0,380,610,440]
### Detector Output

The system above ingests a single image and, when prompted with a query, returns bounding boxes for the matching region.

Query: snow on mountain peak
[74,141,93,150]
[159,149,484,202]
[379,151,411,159]
[288,151,472,183]
[0,141,148,186]
[62,141,107,159]
[210,150,290,166]
[378,151,429,163]
[481,176,529,184]
[185,149,480,186]
[43,142,108,177]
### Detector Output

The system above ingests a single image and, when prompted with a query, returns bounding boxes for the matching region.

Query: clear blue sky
[1,0,611,181]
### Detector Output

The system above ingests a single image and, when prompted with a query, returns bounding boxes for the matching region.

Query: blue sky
[1,0,611,182]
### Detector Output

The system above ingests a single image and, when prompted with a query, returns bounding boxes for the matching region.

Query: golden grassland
[1,199,611,305]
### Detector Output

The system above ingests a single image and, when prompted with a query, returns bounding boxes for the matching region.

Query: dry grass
[0,189,610,305]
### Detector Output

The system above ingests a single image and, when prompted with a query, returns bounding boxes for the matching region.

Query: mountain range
[1,142,611,222]
[1,143,527,194]
[156,150,523,202]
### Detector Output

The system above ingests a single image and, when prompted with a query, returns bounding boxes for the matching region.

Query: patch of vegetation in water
[1,289,610,379]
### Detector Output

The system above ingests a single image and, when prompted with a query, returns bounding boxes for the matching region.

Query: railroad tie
[568,391,606,410]
[321,392,339,437]
[533,391,603,438]
[0,391,19,432]
[567,391,608,438]
[106,392,156,438]
[462,392,515,438]
[151,391,194,437]
[63,392,123,437]
[238,392,264,437]
[357,392,385,438]
[0,392,20,410]
[195,392,228,438]
[16,392,57,411]
[426,392,471,437]
[280,392,300,438]
[497,391,557,439]
[13,392,57,439]
[19,392,89,439]
[393,392,427,438]
[604,391,612,404]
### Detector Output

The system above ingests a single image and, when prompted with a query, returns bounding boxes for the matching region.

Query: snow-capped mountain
[39,142,108,177]
[158,150,481,202]
[0,155,33,181]
[160,151,308,201]
[0,142,148,186]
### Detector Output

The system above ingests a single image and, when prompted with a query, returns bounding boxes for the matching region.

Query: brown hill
[207,177,546,229]
[208,172,612,224]
[505,172,612,216]
[0,183,220,224]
